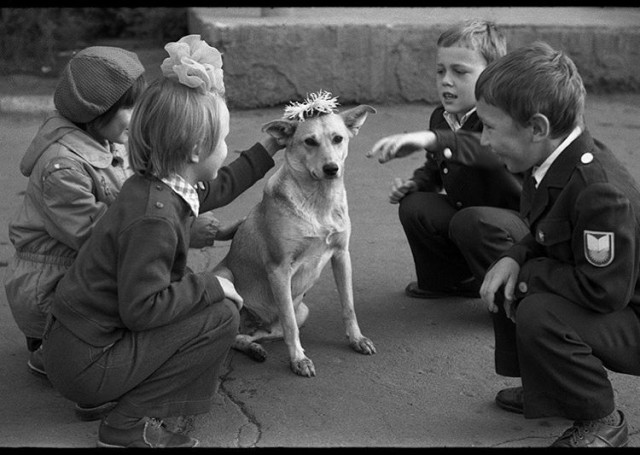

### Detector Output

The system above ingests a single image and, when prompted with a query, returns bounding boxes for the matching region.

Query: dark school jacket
[504,130,640,314]
[411,105,523,211]
[51,143,275,347]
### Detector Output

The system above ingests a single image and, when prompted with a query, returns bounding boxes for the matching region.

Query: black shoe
[551,410,628,447]
[404,280,480,299]
[75,401,118,421]
[97,417,199,448]
[495,386,524,414]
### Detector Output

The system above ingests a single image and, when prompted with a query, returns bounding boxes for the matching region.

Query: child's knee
[398,192,422,225]
[215,299,241,337]
[515,294,559,343]
[449,207,485,246]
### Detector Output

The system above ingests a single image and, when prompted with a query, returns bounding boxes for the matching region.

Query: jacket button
[518,282,528,293]
[155,202,164,209]
[455,201,462,208]
[443,167,449,174]
[443,148,452,159]
[581,152,593,164]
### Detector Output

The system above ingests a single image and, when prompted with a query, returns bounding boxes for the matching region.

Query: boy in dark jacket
[368,20,527,299]
[478,41,640,448]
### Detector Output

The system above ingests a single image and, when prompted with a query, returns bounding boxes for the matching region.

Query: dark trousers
[399,191,528,289]
[43,299,239,419]
[493,292,640,420]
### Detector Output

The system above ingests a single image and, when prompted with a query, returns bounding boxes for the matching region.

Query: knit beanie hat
[54,46,145,123]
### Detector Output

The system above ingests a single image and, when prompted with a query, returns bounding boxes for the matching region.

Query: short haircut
[437,19,507,65]
[88,75,147,132]
[128,78,226,179]
[475,41,586,138]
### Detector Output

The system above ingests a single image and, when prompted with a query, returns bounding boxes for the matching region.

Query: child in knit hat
[42,35,282,448]
[4,45,148,384]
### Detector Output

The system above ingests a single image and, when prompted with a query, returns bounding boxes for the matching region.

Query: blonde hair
[437,19,507,65]
[128,78,226,179]
[475,41,586,138]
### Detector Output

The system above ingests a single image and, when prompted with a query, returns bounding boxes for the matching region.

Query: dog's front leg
[267,267,316,377]
[331,249,376,356]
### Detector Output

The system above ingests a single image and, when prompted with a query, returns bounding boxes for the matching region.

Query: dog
[214,93,376,377]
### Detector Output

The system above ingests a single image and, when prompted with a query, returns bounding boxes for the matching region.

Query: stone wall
[189,8,640,109]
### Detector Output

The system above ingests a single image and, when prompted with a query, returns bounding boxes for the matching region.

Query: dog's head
[263,94,375,181]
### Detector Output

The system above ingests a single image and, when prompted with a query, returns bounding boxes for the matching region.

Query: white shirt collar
[443,107,477,132]
[532,125,582,187]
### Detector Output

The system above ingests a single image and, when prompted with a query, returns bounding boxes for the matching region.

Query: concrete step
[189,7,640,109]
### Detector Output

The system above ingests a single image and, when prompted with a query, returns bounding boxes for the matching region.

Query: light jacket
[9,112,131,258]
[4,112,132,337]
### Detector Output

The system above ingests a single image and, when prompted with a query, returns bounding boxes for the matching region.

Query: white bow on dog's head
[282,90,340,122]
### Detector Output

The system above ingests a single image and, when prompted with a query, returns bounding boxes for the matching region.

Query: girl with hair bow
[42,35,284,448]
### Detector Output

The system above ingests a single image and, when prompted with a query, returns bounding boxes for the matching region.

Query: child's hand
[216,275,244,311]
[189,212,220,248]
[367,131,437,163]
[480,257,520,322]
[215,218,245,241]
[260,135,287,157]
[389,178,417,204]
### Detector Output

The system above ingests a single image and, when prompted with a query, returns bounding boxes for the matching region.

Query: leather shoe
[163,415,196,435]
[495,386,524,414]
[551,410,628,447]
[98,417,199,448]
[404,280,480,299]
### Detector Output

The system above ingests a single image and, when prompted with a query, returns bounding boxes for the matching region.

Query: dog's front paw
[291,357,316,377]
[350,336,376,355]
[247,342,267,362]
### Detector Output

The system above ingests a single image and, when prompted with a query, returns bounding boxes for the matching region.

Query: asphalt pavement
[1,91,640,447]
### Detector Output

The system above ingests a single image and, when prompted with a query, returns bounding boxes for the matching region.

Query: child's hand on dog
[367,131,438,163]
[259,135,287,157]
[216,276,244,310]
[215,218,245,241]
[190,212,220,248]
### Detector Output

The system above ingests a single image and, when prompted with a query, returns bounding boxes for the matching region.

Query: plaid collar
[160,174,200,216]
[443,107,477,132]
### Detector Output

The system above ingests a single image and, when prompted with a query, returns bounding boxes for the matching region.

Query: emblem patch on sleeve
[584,230,614,267]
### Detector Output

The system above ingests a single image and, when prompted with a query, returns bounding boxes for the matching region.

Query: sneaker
[27,346,47,378]
[75,401,118,421]
[495,386,524,414]
[551,410,628,447]
[404,279,480,299]
[97,417,199,448]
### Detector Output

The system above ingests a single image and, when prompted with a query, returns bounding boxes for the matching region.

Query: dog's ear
[262,120,297,145]
[340,105,376,136]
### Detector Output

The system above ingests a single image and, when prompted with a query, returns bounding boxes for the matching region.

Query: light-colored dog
[214,96,376,377]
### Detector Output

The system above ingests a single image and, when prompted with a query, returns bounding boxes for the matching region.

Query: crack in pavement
[218,360,263,448]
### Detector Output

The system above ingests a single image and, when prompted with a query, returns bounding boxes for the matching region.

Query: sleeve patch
[584,230,614,267]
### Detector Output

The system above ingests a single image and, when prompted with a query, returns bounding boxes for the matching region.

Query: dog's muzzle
[322,163,339,178]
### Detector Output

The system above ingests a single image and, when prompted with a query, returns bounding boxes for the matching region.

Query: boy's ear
[529,113,551,142]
